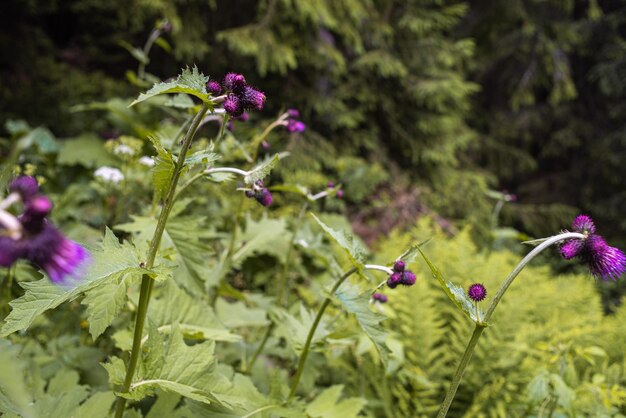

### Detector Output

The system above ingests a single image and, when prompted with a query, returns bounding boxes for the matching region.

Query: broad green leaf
[74,391,116,418]
[81,272,141,339]
[305,385,367,418]
[244,154,280,185]
[121,325,245,409]
[335,281,391,369]
[33,385,89,418]
[310,213,366,270]
[0,228,143,336]
[271,305,330,354]
[164,93,196,109]
[0,341,34,418]
[16,126,59,154]
[232,214,289,266]
[415,247,483,323]
[57,135,119,168]
[215,299,269,329]
[269,184,309,197]
[130,66,211,106]
[148,134,175,200]
[149,281,240,341]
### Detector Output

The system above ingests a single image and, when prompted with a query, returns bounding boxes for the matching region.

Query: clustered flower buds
[206,80,222,95]
[467,283,487,302]
[219,73,265,117]
[560,215,626,281]
[387,260,416,289]
[285,108,305,133]
[245,180,273,207]
[372,292,388,303]
[326,181,344,199]
[0,176,90,284]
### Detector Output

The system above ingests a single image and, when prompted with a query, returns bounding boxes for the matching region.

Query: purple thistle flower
[393,260,406,272]
[254,188,273,207]
[372,293,388,303]
[287,108,300,118]
[327,181,335,188]
[559,215,626,281]
[206,80,222,95]
[400,270,416,286]
[336,189,344,199]
[572,214,596,234]
[23,223,90,284]
[223,73,247,93]
[387,272,402,289]
[580,235,626,281]
[241,86,266,111]
[467,283,487,302]
[560,239,584,260]
[223,94,243,117]
[9,176,39,201]
[286,119,306,133]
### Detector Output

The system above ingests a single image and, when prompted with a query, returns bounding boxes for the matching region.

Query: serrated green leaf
[271,305,330,354]
[415,247,483,323]
[335,281,391,369]
[81,272,141,339]
[123,324,243,408]
[244,154,280,185]
[149,281,240,341]
[0,228,142,336]
[184,150,220,167]
[310,213,366,270]
[164,94,196,109]
[131,66,211,106]
[305,385,367,418]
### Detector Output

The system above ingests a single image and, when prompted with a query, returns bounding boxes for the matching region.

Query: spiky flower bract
[467,283,487,302]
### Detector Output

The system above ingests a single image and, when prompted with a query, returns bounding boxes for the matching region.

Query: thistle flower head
[393,260,405,272]
[223,94,243,117]
[572,214,596,235]
[241,86,265,111]
[372,293,388,303]
[401,270,416,286]
[206,80,222,95]
[387,272,402,289]
[559,215,626,281]
[467,283,487,302]
[336,189,344,199]
[286,119,306,133]
[223,73,246,92]
[287,108,300,118]
[254,188,273,207]
[9,176,39,200]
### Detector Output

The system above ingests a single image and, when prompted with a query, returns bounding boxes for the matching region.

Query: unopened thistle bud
[467,283,487,302]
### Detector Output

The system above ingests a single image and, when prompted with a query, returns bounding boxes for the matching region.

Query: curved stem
[114,102,210,418]
[437,231,586,417]
[288,267,358,400]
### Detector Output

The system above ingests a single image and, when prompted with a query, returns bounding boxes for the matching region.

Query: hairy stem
[114,102,210,418]
[437,231,586,417]
[288,267,358,399]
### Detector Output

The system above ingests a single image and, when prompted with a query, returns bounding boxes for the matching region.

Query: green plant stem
[138,28,160,80]
[114,102,210,418]
[288,267,358,400]
[437,231,586,417]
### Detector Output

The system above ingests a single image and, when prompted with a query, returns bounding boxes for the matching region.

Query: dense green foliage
[1,1,626,416]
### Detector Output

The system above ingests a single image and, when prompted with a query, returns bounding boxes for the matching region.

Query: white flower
[114,144,135,156]
[94,166,124,183]
[138,156,156,167]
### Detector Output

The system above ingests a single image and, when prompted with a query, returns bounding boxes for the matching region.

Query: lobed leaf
[130,66,212,106]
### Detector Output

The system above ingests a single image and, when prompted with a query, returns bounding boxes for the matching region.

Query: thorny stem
[437,231,586,417]
[114,102,210,418]
[288,267,358,400]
